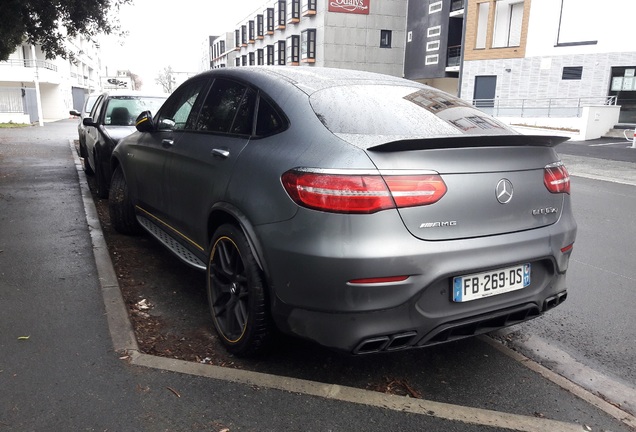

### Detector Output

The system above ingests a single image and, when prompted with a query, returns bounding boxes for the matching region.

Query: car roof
[99,90,167,98]
[195,66,419,95]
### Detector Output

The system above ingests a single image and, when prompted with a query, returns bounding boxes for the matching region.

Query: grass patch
[0,122,31,128]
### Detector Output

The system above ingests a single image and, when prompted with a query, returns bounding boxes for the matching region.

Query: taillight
[544,162,570,194]
[281,169,447,214]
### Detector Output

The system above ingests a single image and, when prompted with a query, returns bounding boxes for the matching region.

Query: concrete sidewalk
[1,120,634,432]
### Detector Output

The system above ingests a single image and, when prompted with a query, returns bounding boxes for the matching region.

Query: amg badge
[420,221,457,228]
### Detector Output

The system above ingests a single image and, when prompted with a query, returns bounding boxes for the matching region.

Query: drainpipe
[457,0,467,99]
[31,45,44,127]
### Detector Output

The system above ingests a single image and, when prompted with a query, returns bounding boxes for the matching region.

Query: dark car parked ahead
[70,93,99,157]
[83,91,166,197]
[109,67,576,357]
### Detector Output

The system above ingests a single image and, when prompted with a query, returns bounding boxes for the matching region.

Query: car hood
[103,125,136,143]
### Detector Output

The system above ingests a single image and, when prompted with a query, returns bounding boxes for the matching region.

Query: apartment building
[461,0,636,123]
[209,33,237,69]
[0,36,101,124]
[211,0,407,77]
[404,0,465,95]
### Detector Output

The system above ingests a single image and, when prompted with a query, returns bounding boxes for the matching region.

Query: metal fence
[0,59,57,72]
[0,88,24,113]
[472,96,617,118]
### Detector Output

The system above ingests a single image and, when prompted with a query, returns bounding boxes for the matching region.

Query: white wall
[525,0,636,57]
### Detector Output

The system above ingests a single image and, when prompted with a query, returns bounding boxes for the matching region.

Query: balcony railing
[447,45,461,67]
[472,96,618,118]
[0,59,58,72]
[451,0,464,12]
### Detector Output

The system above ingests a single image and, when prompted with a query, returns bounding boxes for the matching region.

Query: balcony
[450,0,464,16]
[0,59,58,72]
[446,45,462,72]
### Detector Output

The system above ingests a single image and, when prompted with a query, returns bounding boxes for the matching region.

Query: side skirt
[137,215,206,271]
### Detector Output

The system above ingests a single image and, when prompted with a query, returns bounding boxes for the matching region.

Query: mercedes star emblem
[496,179,514,204]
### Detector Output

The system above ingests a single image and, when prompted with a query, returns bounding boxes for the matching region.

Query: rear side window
[255,97,285,137]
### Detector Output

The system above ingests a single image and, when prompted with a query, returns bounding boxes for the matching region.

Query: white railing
[472,96,618,118]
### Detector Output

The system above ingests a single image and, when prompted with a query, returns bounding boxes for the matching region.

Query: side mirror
[69,109,81,117]
[135,111,155,132]
[82,117,97,127]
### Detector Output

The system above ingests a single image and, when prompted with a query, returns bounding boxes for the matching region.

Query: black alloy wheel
[79,140,93,175]
[207,224,272,356]
[108,165,140,235]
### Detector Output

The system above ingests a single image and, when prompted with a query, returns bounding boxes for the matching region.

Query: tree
[0,0,131,61]
[124,70,143,91]
[155,66,175,94]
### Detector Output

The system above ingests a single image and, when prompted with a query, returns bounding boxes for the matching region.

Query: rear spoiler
[368,135,570,152]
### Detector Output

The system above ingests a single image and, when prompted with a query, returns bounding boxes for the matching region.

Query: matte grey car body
[110,67,577,356]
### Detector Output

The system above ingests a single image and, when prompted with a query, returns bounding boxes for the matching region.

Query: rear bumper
[254,205,576,353]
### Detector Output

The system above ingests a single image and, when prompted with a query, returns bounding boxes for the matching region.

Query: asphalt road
[496,137,636,414]
[1,120,634,431]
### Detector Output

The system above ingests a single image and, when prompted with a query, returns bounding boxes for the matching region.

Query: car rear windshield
[105,96,166,126]
[309,85,515,137]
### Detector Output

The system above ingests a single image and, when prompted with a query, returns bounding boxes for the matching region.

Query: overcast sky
[99,0,264,90]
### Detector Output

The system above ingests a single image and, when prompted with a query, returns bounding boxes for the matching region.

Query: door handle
[161,139,174,147]
[212,148,230,158]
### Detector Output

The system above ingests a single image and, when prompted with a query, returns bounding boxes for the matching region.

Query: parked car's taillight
[281,169,447,214]
[544,162,570,194]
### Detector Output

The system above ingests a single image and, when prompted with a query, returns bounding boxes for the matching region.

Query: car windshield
[104,96,165,126]
[309,85,515,138]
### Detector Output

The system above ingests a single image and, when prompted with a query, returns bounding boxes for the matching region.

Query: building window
[475,2,489,49]
[288,0,300,23]
[286,35,300,65]
[220,40,226,54]
[425,54,439,65]
[257,49,264,65]
[301,28,316,62]
[266,8,275,33]
[303,0,317,16]
[248,52,255,65]
[234,29,240,48]
[562,66,583,80]
[235,57,241,67]
[492,0,523,48]
[248,20,255,43]
[557,0,597,46]
[257,15,264,38]
[241,25,247,46]
[276,0,286,29]
[277,40,286,65]
[429,1,443,13]
[427,26,441,38]
[426,40,440,51]
[242,55,247,66]
[267,45,275,65]
[380,30,392,48]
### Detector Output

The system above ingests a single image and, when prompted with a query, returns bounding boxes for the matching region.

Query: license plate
[452,264,531,302]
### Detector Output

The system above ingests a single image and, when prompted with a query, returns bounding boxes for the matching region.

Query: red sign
[328,0,370,14]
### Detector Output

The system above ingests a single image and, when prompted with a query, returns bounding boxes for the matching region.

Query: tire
[207,224,273,356]
[94,150,109,199]
[109,165,141,235]
[80,140,94,175]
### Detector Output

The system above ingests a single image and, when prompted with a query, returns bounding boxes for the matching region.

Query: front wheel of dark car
[207,224,273,357]
[109,165,141,235]
[79,139,93,175]
[93,150,109,199]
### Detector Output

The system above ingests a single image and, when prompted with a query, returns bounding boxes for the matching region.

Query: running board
[137,215,206,271]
